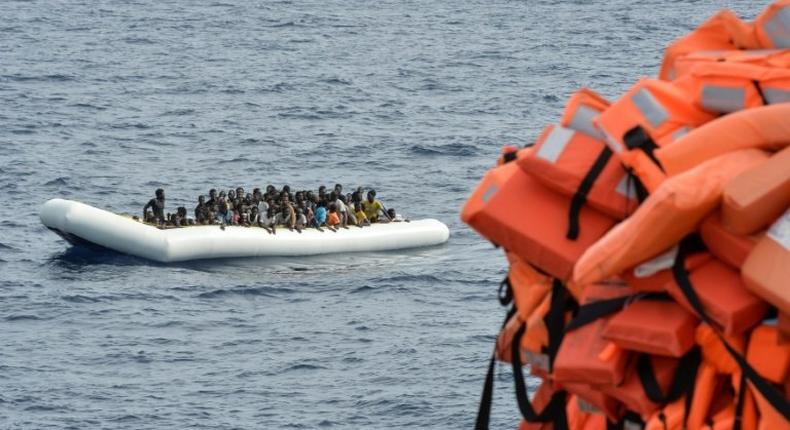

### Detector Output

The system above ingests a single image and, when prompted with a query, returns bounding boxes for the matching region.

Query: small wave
[197,285,294,299]
[5,314,41,321]
[61,294,100,303]
[70,102,106,110]
[408,143,479,157]
[350,285,374,294]
[44,176,69,186]
[321,77,352,85]
[0,242,17,251]
[268,21,300,28]
[283,363,327,372]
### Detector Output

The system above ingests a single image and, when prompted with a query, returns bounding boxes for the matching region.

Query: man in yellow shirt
[362,190,390,223]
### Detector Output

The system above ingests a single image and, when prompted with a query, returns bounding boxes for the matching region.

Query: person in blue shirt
[313,200,327,232]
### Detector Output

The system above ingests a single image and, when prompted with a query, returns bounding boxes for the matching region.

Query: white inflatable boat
[40,199,450,262]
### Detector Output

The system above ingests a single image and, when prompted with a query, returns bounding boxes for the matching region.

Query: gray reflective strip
[764,6,790,48]
[568,105,605,139]
[482,185,497,203]
[701,85,745,112]
[764,87,790,104]
[632,88,668,128]
[536,125,574,163]
[672,126,690,141]
[615,174,637,199]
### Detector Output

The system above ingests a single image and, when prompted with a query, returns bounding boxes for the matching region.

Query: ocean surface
[0,1,767,428]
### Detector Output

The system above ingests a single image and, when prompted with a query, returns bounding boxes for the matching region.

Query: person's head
[387,208,396,218]
[295,191,303,202]
[155,188,165,200]
[282,185,290,193]
[339,194,347,204]
[334,183,343,194]
[177,206,187,217]
[367,190,376,202]
[219,190,227,198]
[329,191,337,201]
[198,195,205,204]
[318,185,326,193]
[328,202,337,213]
[282,193,290,203]
[228,190,235,199]
[245,193,252,203]
[236,187,244,197]
[354,202,362,212]
[266,184,275,194]
[306,190,314,199]
[251,206,258,215]
[209,189,217,199]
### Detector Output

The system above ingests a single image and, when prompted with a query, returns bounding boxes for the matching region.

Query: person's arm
[143,199,152,219]
[378,202,392,222]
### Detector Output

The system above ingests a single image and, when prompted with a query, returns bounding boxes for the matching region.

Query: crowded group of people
[141,184,406,233]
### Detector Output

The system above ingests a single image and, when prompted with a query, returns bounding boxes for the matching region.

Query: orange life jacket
[659,10,759,81]
[573,149,768,286]
[741,208,790,315]
[746,323,790,384]
[518,124,639,222]
[462,156,615,282]
[553,284,634,387]
[594,79,714,184]
[496,313,526,364]
[602,299,699,357]
[508,256,553,322]
[700,213,760,269]
[754,0,790,49]
[665,258,768,336]
[721,144,790,235]
[559,382,623,423]
[672,61,790,114]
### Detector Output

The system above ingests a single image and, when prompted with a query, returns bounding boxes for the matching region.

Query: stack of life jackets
[462,2,790,429]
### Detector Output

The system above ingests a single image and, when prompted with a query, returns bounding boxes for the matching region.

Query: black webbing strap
[511,323,569,429]
[636,347,702,404]
[752,80,769,106]
[623,126,664,172]
[544,279,570,371]
[498,276,513,307]
[564,291,670,332]
[672,238,790,421]
[566,146,614,240]
[474,305,517,430]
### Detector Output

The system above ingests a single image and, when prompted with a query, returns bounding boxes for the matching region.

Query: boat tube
[40,198,450,262]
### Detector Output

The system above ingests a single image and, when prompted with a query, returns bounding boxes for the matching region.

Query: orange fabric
[655,103,790,178]
[600,355,680,419]
[621,251,711,292]
[746,324,790,384]
[602,300,699,357]
[518,381,558,430]
[327,212,339,226]
[754,0,790,48]
[665,259,768,336]
[573,149,768,286]
[673,49,790,77]
[672,61,790,113]
[509,257,553,321]
[696,323,745,374]
[751,383,789,430]
[518,125,638,219]
[523,293,552,354]
[659,10,759,81]
[700,213,760,268]
[553,284,633,387]
[559,88,610,134]
[686,362,722,430]
[463,159,616,282]
[742,209,790,315]
[731,372,759,430]
[722,144,790,235]
[496,314,524,364]
[644,396,688,430]
[780,312,790,345]
[594,79,714,163]
[559,382,622,423]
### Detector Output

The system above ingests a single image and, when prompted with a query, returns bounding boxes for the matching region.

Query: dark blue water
[0,1,766,428]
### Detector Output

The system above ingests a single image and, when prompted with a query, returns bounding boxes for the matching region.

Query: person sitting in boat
[313,200,328,231]
[143,188,166,225]
[294,208,307,233]
[385,208,405,222]
[274,205,296,231]
[238,194,253,226]
[216,193,231,227]
[226,190,237,225]
[354,202,370,227]
[340,194,357,226]
[206,188,218,208]
[261,206,277,234]
[195,195,212,225]
[362,190,390,223]
[326,203,340,232]
[169,206,189,227]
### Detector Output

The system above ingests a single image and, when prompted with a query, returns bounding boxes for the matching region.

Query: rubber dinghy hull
[40,199,450,262]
